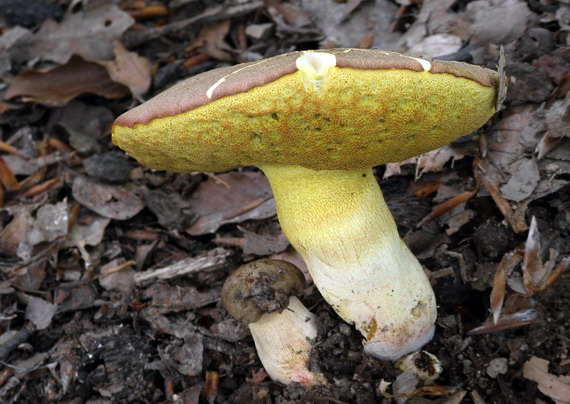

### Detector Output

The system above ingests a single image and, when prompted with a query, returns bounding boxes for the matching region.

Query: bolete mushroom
[112,48,501,360]
[221,259,326,386]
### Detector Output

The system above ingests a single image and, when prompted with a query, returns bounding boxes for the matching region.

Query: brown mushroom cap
[113,48,499,172]
[221,259,306,325]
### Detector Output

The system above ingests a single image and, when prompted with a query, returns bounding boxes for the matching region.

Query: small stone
[486,357,508,378]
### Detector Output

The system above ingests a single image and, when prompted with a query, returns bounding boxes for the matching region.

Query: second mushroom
[222,259,326,386]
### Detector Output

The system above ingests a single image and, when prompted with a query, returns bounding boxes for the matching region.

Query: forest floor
[0,0,569,403]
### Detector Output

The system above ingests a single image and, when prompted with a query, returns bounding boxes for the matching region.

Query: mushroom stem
[260,164,437,361]
[249,296,326,386]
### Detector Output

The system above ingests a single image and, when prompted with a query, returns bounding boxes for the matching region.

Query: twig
[0,323,36,362]
[124,2,264,47]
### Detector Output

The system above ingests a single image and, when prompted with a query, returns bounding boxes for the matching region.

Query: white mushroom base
[261,165,437,361]
[249,296,326,386]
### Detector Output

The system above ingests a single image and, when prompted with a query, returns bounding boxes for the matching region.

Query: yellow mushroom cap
[112,48,499,172]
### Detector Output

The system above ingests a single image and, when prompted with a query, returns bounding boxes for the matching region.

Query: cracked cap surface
[113,48,500,172]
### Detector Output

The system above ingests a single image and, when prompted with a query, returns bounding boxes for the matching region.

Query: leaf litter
[0,0,569,402]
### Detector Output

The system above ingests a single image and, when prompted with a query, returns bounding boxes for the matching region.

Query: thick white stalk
[261,165,437,361]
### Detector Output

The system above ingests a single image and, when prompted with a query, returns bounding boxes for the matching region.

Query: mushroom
[112,48,501,361]
[221,259,326,386]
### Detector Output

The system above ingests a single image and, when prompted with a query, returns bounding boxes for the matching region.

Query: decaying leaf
[97,41,152,99]
[536,94,570,160]
[72,175,145,220]
[469,307,538,335]
[520,217,569,296]
[5,56,130,107]
[384,146,465,180]
[408,34,462,59]
[467,0,534,44]
[522,217,545,295]
[23,0,134,64]
[17,201,69,262]
[479,104,570,232]
[300,0,398,49]
[98,258,135,296]
[62,212,111,270]
[186,172,276,235]
[240,222,290,256]
[523,356,570,403]
[490,250,523,324]
[186,20,234,62]
[25,297,57,330]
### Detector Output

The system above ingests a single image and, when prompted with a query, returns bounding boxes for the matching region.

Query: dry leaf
[5,55,130,107]
[266,0,314,28]
[469,307,538,335]
[63,213,111,270]
[300,0,398,49]
[72,175,145,220]
[536,94,570,160]
[186,172,276,235]
[0,156,20,190]
[522,217,546,295]
[490,250,523,324]
[397,0,457,51]
[408,34,462,59]
[17,201,69,262]
[467,0,534,45]
[99,258,135,296]
[98,41,152,99]
[25,297,57,330]
[24,0,134,64]
[523,356,570,403]
[186,20,233,62]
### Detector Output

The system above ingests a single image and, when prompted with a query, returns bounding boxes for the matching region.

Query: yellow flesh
[112,67,497,172]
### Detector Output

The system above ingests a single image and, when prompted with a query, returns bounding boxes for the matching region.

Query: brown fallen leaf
[264,0,314,28]
[186,20,234,62]
[467,0,534,45]
[24,0,134,65]
[17,201,69,262]
[240,222,290,256]
[186,172,276,235]
[99,258,135,296]
[5,56,130,107]
[98,41,152,99]
[72,175,145,220]
[535,94,569,160]
[0,156,20,190]
[490,250,523,324]
[25,297,57,330]
[523,356,570,404]
[0,210,34,257]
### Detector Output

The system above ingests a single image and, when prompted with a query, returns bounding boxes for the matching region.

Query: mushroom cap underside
[113,48,499,172]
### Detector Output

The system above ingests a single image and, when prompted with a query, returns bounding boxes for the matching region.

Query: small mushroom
[221,259,326,386]
[113,48,503,361]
